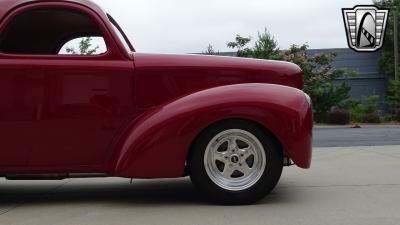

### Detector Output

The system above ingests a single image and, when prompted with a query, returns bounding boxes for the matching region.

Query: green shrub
[310,82,351,122]
[345,95,381,123]
[361,95,381,123]
[344,100,365,123]
[362,95,380,114]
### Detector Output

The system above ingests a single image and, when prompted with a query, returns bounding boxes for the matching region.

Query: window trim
[107,14,135,53]
[0,3,116,59]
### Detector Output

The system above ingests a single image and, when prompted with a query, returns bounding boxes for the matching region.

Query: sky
[93,0,373,53]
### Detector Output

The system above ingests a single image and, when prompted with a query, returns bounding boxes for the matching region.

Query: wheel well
[185,118,284,175]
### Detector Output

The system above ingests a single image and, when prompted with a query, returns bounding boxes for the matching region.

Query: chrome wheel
[204,129,267,191]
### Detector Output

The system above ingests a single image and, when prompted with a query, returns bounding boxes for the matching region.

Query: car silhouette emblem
[342,5,389,52]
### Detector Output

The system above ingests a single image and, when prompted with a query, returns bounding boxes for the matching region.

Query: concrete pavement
[1,145,400,225]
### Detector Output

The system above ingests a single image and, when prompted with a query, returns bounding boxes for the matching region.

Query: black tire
[189,119,283,205]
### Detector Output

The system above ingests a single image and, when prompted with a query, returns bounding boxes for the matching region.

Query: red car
[0,0,312,204]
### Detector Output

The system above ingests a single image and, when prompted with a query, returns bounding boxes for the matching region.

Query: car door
[29,56,135,167]
[0,56,44,167]
[0,4,136,169]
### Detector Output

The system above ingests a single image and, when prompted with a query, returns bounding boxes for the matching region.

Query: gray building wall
[308,48,386,104]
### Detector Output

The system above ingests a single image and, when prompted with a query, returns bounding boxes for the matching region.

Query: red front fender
[109,83,312,178]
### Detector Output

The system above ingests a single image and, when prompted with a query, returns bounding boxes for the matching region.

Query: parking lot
[1,128,399,225]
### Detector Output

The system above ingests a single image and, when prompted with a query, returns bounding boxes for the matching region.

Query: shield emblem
[342,5,389,52]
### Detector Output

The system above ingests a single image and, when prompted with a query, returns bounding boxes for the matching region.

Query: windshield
[107,14,135,53]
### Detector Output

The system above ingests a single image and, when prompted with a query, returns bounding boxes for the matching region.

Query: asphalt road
[313,127,400,147]
[1,145,400,225]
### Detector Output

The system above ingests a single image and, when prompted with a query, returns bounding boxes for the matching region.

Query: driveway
[1,145,399,225]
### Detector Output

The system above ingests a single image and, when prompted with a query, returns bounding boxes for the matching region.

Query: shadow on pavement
[0,178,296,207]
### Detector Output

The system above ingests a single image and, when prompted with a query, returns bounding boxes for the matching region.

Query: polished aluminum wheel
[204,129,267,191]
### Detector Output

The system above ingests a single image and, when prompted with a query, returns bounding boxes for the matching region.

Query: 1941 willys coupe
[0,0,312,204]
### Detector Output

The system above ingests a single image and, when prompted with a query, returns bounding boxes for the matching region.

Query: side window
[0,8,107,55]
[59,37,107,55]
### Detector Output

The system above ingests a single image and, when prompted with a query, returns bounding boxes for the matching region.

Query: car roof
[0,0,105,22]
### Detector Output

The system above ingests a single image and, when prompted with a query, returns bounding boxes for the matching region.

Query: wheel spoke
[238,163,253,176]
[222,165,234,178]
[239,146,254,160]
[228,137,238,151]
[214,151,228,162]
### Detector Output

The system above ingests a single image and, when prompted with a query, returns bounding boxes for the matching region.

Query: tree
[226,28,282,59]
[66,37,99,55]
[252,28,283,60]
[203,44,219,55]
[227,35,253,57]
[374,1,400,120]
[283,44,355,122]
[374,0,399,79]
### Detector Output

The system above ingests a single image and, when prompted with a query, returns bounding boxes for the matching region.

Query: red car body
[0,0,312,179]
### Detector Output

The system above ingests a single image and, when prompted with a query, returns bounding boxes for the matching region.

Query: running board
[5,173,108,180]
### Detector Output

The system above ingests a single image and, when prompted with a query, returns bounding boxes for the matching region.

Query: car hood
[132,53,302,88]
[132,53,303,108]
